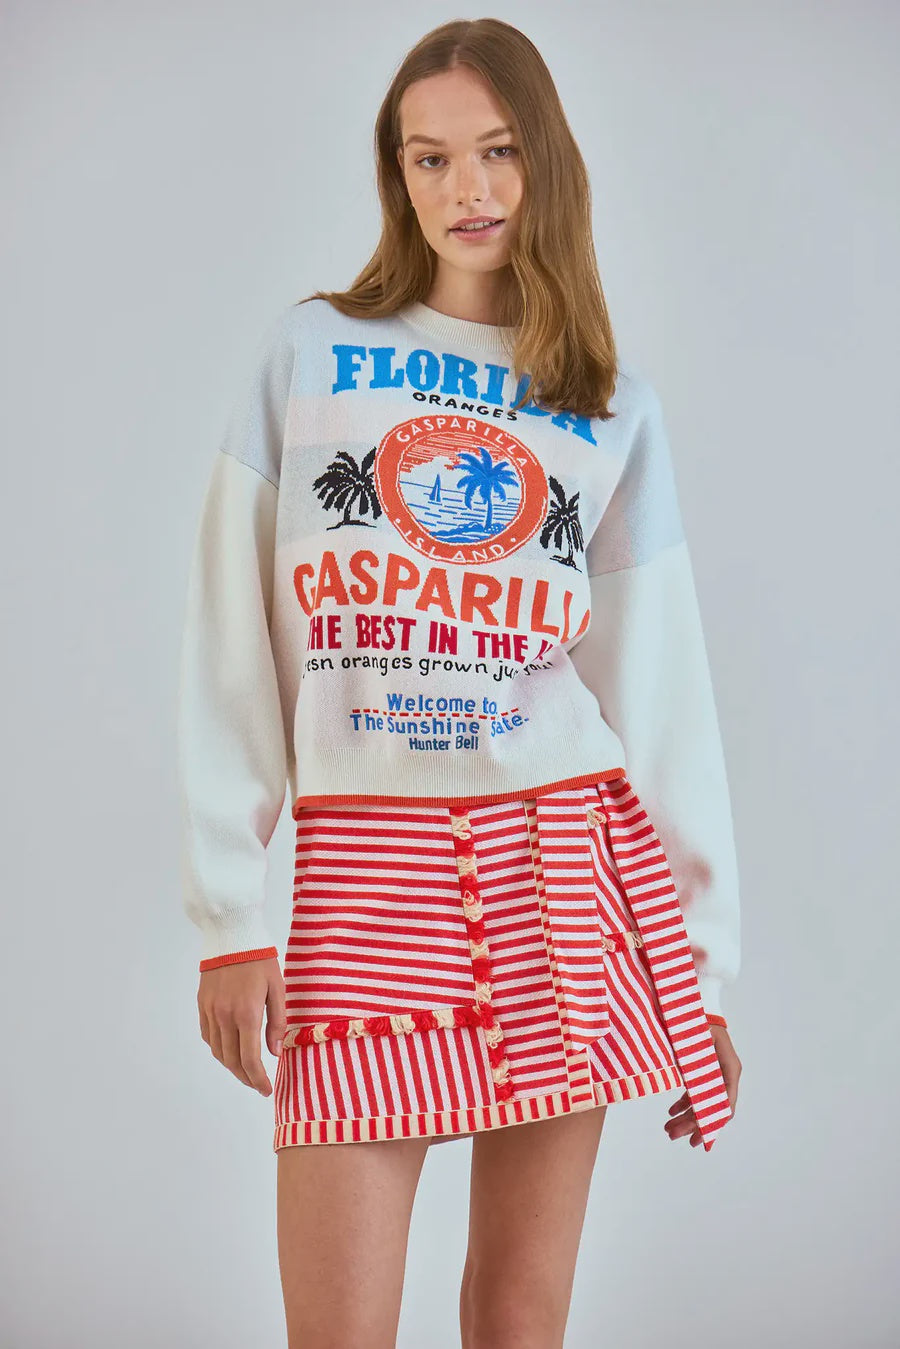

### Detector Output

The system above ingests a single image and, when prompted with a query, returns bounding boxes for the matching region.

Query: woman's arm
[569,374,742,1020]
[175,307,297,972]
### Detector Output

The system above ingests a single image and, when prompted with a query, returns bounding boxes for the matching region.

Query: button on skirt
[272,772,733,1152]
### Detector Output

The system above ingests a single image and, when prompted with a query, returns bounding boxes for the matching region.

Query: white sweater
[176,298,741,1015]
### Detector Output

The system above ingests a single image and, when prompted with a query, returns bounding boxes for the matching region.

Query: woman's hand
[197,957,287,1097]
[665,1024,741,1146]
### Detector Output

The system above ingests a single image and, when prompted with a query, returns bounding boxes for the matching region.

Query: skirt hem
[272,1059,684,1150]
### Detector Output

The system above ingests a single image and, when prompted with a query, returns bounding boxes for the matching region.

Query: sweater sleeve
[568,376,741,1017]
[176,309,296,972]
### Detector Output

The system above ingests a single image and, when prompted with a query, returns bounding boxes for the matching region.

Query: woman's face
[396,66,524,285]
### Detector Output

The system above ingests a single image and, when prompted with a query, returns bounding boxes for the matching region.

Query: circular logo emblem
[375,415,548,564]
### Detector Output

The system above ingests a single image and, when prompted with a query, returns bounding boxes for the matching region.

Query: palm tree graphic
[540,475,584,569]
[455,447,519,532]
[312,447,382,528]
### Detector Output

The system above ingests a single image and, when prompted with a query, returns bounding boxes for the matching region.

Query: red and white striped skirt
[272,772,733,1152]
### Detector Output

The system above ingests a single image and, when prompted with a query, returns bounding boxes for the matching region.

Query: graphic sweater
[175,298,741,1016]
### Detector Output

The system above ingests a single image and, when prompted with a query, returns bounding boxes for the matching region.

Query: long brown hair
[302,18,619,421]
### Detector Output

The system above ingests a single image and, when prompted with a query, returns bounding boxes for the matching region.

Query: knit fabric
[176,298,741,1017]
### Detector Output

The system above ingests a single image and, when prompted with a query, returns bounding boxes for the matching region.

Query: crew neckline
[399,300,518,352]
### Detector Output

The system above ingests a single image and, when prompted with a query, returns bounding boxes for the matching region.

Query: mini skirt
[272,772,733,1153]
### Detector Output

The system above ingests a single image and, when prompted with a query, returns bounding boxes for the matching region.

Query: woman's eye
[416,146,518,169]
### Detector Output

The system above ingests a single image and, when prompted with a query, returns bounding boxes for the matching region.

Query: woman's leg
[277,1135,431,1349]
[460,1104,608,1349]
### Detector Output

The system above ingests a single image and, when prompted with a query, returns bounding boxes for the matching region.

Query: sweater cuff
[199,946,278,973]
[195,907,276,965]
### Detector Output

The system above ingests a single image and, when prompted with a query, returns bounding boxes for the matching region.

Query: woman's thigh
[277,1135,431,1349]
[460,1104,608,1349]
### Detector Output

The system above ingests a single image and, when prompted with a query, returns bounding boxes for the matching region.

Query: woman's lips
[449,219,506,240]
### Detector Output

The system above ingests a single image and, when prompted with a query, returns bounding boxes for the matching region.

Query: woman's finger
[217,1016,253,1087]
[265,971,287,1058]
[665,1108,698,1141]
[238,1006,273,1096]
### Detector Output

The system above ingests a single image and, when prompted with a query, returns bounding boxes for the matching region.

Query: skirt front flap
[286,802,477,1025]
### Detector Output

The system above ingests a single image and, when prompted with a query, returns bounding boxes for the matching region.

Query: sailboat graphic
[428,473,442,503]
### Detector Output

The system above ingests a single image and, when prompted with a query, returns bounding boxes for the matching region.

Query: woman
[176,18,742,1348]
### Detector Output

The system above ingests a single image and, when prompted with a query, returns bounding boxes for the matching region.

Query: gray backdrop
[2,1,897,1345]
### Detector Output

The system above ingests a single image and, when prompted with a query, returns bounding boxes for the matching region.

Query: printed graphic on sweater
[313,413,585,571]
[376,414,546,565]
[302,415,596,754]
